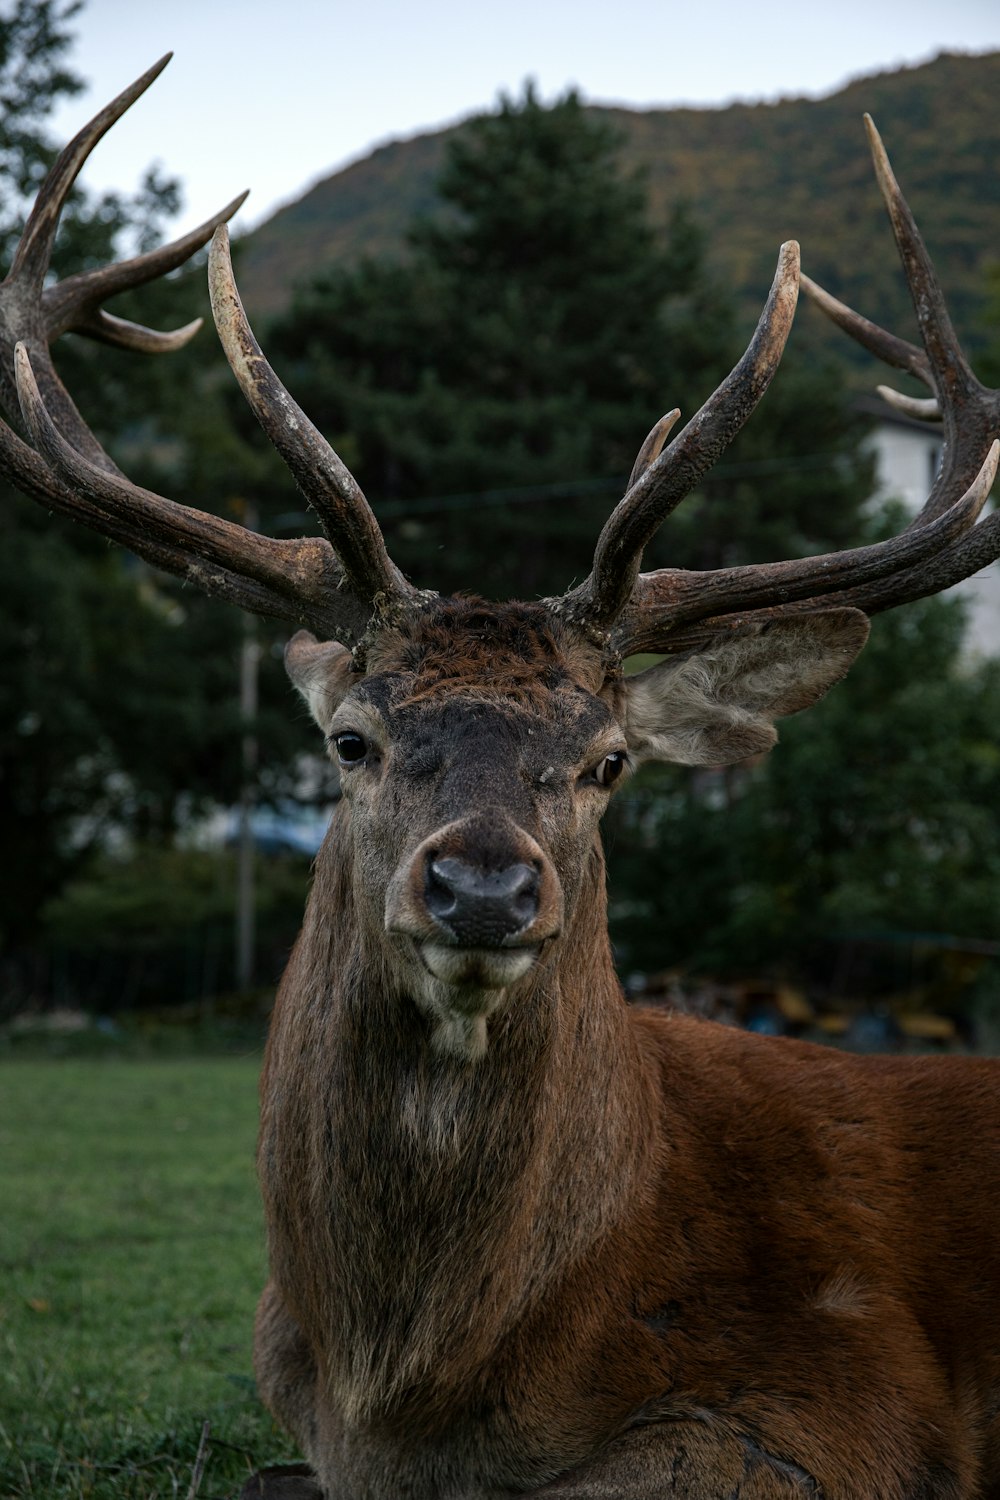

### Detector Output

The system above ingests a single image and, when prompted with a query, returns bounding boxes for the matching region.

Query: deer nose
[424,856,540,946]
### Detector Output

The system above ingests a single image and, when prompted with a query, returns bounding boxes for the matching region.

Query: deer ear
[623,608,870,767]
[285,631,357,731]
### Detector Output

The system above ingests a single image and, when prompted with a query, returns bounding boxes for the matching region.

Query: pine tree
[268,85,876,601]
[268,87,751,598]
[0,4,283,959]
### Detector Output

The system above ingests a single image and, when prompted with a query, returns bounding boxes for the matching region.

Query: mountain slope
[237,51,1000,365]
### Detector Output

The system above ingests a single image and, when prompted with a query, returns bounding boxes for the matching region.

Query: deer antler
[551,239,801,633]
[3,75,995,665]
[558,118,999,660]
[0,59,423,649]
[799,116,1000,532]
[0,55,245,471]
[207,227,420,613]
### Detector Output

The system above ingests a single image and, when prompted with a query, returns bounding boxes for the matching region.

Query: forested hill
[237,49,999,361]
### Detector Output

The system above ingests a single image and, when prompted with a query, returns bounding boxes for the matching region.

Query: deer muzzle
[385,814,563,990]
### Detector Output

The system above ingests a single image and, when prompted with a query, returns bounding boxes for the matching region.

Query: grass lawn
[0,1056,300,1498]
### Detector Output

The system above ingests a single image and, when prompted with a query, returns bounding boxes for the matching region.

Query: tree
[606,573,1000,999]
[0,4,309,971]
[977,262,1000,390]
[268,87,874,602]
[270,89,750,597]
[0,0,83,257]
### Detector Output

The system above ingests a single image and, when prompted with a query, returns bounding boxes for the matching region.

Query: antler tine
[77,311,205,356]
[635,503,1000,661]
[876,384,941,422]
[208,225,422,613]
[627,410,681,489]
[798,271,929,386]
[551,241,800,634]
[43,189,250,346]
[614,441,1000,657]
[863,115,979,409]
[0,56,246,477]
[9,339,369,641]
[5,54,172,293]
[802,117,999,529]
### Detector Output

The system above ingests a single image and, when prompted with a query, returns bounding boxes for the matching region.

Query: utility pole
[236,501,260,993]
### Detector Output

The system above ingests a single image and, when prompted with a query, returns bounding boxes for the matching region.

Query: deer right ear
[622,608,870,768]
[285,631,357,731]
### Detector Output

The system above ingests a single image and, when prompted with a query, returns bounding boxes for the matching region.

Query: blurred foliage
[44,846,307,952]
[978,262,1000,390]
[32,846,311,1013]
[0,3,317,965]
[607,580,1000,982]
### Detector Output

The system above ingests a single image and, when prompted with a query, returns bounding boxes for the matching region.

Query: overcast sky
[44,0,1000,240]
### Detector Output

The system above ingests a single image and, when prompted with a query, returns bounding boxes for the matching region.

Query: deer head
[281,598,884,1055]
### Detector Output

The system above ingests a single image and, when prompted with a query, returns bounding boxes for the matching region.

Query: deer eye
[594,751,627,788]
[334,732,368,765]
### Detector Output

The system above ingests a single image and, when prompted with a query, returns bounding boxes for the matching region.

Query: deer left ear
[285,631,357,731]
[622,608,870,767]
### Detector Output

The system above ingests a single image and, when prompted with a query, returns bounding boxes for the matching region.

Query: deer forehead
[333,602,621,764]
[349,671,618,770]
[365,600,611,694]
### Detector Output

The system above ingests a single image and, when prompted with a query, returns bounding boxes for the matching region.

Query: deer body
[3,62,1000,1500]
[248,604,1000,1500]
[258,994,1000,1498]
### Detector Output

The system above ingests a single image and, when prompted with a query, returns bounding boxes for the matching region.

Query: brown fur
[250,603,1000,1500]
[372,599,612,707]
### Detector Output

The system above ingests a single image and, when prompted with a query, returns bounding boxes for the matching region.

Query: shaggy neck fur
[258,811,657,1429]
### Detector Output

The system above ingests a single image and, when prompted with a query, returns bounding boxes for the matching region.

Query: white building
[862,395,1000,658]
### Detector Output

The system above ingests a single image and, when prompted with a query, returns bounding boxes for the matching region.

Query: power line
[270,450,861,530]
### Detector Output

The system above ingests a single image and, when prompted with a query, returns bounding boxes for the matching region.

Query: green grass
[0,1057,299,1498]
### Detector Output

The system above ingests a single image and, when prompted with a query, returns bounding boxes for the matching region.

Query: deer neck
[259,820,657,1420]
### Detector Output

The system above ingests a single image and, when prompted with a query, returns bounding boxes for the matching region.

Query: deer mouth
[415,939,540,994]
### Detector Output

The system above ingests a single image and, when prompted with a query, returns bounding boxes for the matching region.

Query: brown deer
[4,59,1000,1500]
